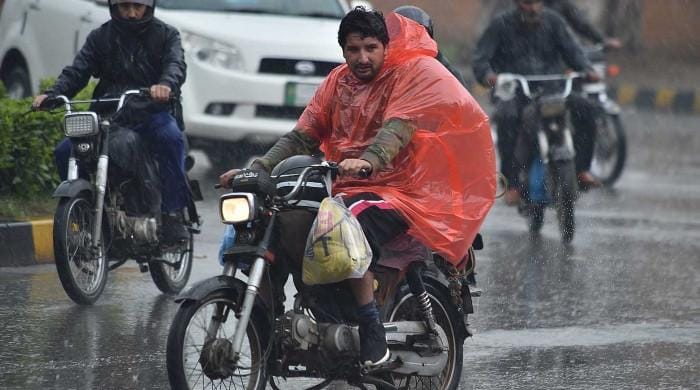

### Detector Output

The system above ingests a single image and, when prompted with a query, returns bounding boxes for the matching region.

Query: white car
[0,0,352,166]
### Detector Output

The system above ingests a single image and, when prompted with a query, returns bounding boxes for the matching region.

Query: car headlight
[63,112,99,137]
[220,193,256,224]
[181,31,245,71]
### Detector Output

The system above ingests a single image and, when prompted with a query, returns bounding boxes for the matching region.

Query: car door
[25,0,93,79]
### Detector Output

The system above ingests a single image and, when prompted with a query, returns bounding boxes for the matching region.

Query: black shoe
[359,320,390,367]
[161,213,189,244]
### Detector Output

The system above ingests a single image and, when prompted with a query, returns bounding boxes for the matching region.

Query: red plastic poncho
[297,13,497,265]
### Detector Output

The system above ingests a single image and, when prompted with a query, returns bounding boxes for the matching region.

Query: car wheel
[2,65,31,99]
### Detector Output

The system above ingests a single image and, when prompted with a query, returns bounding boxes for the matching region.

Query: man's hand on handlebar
[31,94,49,110]
[218,168,241,189]
[150,84,172,103]
[338,158,372,178]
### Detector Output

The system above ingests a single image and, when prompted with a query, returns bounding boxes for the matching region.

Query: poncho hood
[297,12,497,264]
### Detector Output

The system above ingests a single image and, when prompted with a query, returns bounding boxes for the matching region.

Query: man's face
[342,33,386,82]
[117,2,147,20]
[515,0,544,26]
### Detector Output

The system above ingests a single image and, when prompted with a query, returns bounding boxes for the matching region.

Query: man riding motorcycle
[472,0,599,204]
[31,0,190,243]
[220,6,496,368]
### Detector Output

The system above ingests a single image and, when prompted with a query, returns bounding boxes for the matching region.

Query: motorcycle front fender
[174,275,246,304]
[52,179,94,199]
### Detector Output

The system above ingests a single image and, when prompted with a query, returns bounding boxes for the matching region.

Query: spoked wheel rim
[389,293,458,389]
[160,237,192,283]
[64,197,106,296]
[181,298,263,389]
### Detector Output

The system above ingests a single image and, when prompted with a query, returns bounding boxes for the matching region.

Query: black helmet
[394,5,434,38]
[271,155,330,208]
[108,0,156,35]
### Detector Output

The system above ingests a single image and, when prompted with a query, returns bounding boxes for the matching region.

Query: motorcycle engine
[115,211,158,243]
[277,311,356,356]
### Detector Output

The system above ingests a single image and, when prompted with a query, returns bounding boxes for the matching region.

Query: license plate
[285,82,318,107]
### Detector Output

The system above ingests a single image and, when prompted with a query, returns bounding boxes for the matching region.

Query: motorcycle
[495,73,581,242]
[583,44,627,187]
[166,162,479,390]
[39,90,202,305]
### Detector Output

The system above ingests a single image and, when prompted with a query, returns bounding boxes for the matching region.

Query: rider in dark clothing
[472,0,599,202]
[544,0,621,48]
[33,0,190,242]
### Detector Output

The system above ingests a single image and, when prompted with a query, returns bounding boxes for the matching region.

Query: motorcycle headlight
[64,112,99,137]
[220,193,256,224]
[181,31,245,71]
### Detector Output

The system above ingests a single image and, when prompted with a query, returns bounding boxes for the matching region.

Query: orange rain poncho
[297,12,497,265]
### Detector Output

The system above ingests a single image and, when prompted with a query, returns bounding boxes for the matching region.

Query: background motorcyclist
[31,0,190,243]
[544,0,622,49]
[393,5,469,89]
[220,6,495,368]
[472,0,600,204]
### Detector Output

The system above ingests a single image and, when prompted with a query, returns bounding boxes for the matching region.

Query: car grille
[255,105,305,120]
[259,58,341,77]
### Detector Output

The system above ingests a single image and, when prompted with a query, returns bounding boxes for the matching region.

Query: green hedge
[0,80,95,198]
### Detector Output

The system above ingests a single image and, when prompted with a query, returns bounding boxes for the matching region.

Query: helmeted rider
[220,7,495,368]
[32,0,190,243]
[393,5,469,89]
[472,0,600,205]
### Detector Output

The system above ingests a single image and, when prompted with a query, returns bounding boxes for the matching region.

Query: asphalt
[1,54,698,267]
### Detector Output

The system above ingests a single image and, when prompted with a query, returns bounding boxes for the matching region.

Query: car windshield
[158,0,346,18]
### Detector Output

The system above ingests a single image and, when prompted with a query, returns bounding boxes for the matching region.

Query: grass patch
[0,195,55,222]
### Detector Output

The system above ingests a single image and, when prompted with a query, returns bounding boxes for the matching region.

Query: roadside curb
[0,219,53,267]
[469,82,700,114]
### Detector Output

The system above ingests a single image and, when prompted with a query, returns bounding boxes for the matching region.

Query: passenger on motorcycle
[472,0,600,204]
[544,0,622,49]
[220,6,496,368]
[31,0,190,243]
[393,5,469,89]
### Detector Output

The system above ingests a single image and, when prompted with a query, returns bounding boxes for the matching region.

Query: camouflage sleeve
[251,129,321,173]
[360,118,416,171]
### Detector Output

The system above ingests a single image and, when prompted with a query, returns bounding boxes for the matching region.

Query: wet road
[1,109,699,389]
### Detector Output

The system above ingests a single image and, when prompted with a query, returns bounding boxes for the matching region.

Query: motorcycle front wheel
[552,160,578,243]
[149,232,193,294]
[53,193,108,305]
[388,279,465,390]
[591,113,627,186]
[166,291,268,390]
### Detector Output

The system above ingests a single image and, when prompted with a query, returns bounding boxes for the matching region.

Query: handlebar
[495,72,583,101]
[279,162,338,202]
[36,89,160,114]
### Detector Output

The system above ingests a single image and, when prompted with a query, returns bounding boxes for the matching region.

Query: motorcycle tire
[53,193,108,305]
[388,277,465,390]
[591,113,627,187]
[552,160,578,243]
[166,290,269,390]
[149,232,193,295]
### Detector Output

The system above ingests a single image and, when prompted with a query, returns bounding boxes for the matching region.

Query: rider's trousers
[54,111,189,213]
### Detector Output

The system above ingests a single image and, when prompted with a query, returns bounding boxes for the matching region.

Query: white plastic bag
[302,196,372,285]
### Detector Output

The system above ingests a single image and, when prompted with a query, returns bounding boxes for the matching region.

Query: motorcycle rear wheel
[388,279,465,390]
[53,193,108,305]
[591,113,627,187]
[149,232,193,294]
[166,291,268,390]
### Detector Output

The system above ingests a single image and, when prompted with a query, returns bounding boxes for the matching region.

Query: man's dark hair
[338,6,389,48]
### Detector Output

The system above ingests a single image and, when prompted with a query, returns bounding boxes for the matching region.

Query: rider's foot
[577,171,602,191]
[504,188,521,206]
[161,213,189,244]
[359,319,390,367]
